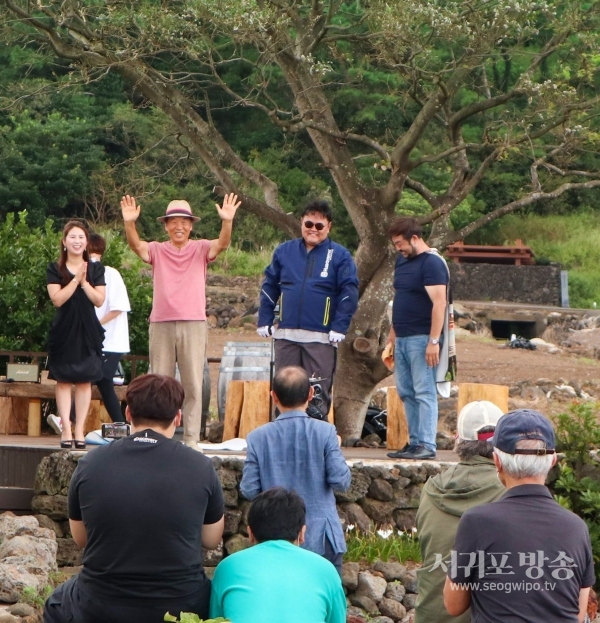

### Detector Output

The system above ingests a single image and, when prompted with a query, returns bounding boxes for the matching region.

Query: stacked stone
[343,561,417,623]
[32,452,453,571]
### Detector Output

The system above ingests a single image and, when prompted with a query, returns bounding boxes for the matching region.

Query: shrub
[344,525,421,564]
[553,403,600,584]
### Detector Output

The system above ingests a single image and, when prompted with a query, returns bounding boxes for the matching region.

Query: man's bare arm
[121,195,150,263]
[69,519,88,548]
[202,516,224,549]
[424,284,446,367]
[579,587,591,623]
[443,576,471,616]
[208,193,241,260]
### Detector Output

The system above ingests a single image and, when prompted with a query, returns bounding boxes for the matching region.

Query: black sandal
[60,440,73,449]
[74,440,86,450]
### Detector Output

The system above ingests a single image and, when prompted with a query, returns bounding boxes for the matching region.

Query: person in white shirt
[87,233,131,421]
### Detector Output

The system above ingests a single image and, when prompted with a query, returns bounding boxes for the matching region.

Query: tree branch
[451,179,600,244]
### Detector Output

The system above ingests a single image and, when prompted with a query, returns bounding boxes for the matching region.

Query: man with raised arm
[121,193,240,448]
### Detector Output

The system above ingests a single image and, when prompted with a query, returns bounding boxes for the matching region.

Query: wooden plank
[238,381,271,439]
[457,383,509,415]
[85,400,112,434]
[386,387,409,451]
[27,399,41,437]
[0,382,127,401]
[222,380,245,441]
[0,397,28,435]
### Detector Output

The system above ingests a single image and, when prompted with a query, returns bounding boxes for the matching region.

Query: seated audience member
[415,400,505,623]
[210,487,346,623]
[240,366,351,572]
[44,374,224,623]
[444,409,594,623]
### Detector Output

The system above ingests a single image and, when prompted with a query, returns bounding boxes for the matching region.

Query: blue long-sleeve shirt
[240,410,351,555]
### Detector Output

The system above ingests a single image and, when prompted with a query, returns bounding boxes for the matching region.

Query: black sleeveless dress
[46,262,106,383]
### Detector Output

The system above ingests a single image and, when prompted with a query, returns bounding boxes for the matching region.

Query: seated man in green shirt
[210,488,346,623]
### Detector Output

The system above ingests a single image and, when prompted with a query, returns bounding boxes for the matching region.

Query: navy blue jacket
[258,238,359,334]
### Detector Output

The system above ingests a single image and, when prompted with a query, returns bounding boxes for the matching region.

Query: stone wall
[448,263,561,306]
[32,451,452,569]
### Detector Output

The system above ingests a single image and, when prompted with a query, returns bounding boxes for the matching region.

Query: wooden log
[386,387,409,451]
[27,398,41,437]
[223,380,245,441]
[457,383,509,415]
[0,397,29,435]
[239,381,271,439]
[85,400,112,435]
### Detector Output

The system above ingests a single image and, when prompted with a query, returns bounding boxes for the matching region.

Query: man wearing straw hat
[121,193,241,448]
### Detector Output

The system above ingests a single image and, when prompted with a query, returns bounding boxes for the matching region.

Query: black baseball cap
[493,409,556,455]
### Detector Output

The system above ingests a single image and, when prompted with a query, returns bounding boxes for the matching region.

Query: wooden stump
[27,398,41,436]
[85,400,112,435]
[0,397,29,434]
[223,380,245,441]
[386,387,409,451]
[238,381,270,439]
[457,383,509,415]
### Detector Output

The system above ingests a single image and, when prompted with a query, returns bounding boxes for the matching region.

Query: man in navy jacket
[257,201,359,418]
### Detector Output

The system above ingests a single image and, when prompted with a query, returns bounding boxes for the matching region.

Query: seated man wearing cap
[120,193,241,448]
[415,401,506,623]
[444,409,594,623]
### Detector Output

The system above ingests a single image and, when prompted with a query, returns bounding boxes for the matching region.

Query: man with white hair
[121,193,241,447]
[444,409,594,623]
[415,401,505,623]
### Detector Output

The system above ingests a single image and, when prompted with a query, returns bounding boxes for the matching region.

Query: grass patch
[344,526,421,564]
[498,212,600,308]
[209,245,276,278]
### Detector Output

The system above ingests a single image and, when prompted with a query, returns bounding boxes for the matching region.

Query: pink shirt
[148,239,212,322]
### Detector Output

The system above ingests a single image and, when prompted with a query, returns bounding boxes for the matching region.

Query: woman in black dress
[47,221,106,448]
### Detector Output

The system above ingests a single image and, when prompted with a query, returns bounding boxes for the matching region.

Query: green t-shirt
[210,540,346,623]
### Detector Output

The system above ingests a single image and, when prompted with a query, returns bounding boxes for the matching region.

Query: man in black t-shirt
[385,216,448,461]
[44,374,225,623]
[444,409,594,623]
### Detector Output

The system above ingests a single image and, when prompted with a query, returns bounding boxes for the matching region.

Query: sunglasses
[303,221,327,231]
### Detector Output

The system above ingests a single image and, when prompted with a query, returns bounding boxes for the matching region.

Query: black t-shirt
[449,485,595,623]
[68,429,224,605]
[392,252,448,337]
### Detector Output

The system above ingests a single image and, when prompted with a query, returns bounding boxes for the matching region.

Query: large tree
[2,0,600,440]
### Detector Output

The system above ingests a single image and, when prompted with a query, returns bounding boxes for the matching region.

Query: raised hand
[215,193,241,222]
[121,195,141,223]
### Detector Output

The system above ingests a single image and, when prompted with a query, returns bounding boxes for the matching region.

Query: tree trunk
[333,253,395,441]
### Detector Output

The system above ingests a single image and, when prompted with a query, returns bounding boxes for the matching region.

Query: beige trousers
[149,321,207,445]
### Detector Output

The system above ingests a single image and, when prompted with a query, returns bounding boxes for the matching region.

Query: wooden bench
[446,239,535,266]
[0,382,128,436]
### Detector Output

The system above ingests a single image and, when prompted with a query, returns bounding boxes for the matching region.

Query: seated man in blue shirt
[240,366,351,572]
[210,488,346,623]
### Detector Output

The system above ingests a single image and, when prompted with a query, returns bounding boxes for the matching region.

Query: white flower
[346,524,355,533]
[412,527,418,534]
[377,528,393,539]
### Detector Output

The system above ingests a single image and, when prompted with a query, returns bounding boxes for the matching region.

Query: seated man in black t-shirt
[444,409,594,623]
[44,374,225,623]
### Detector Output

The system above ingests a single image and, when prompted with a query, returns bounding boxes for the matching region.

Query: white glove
[329,331,345,344]
[257,326,274,338]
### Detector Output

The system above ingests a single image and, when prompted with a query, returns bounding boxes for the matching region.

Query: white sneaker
[47,414,63,435]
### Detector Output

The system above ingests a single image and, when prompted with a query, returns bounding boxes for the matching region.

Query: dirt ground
[204,328,600,413]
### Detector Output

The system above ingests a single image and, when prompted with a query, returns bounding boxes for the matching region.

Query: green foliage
[553,403,600,583]
[344,526,421,565]
[0,212,59,350]
[19,584,54,610]
[164,614,229,623]
[210,246,275,278]
[496,212,600,308]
